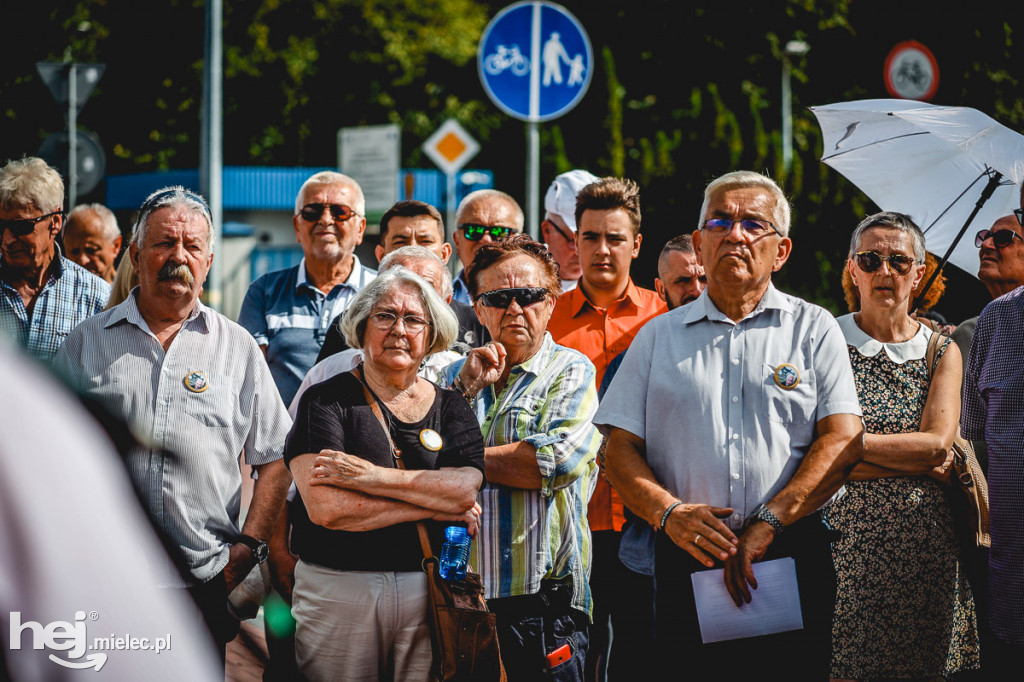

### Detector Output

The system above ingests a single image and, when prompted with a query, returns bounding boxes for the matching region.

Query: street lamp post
[782,39,810,174]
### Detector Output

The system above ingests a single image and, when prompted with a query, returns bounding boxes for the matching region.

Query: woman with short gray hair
[284,266,484,682]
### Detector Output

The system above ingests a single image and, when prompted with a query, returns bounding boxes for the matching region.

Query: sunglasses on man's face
[0,211,63,237]
[975,228,1024,249]
[476,287,549,309]
[854,250,919,276]
[299,203,362,223]
[460,224,513,241]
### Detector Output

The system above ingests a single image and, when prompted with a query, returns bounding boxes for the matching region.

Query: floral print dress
[825,314,979,679]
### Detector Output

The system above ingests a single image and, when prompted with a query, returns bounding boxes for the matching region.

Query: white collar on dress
[836,313,930,363]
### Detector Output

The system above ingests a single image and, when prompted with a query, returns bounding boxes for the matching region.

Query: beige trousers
[292,560,432,682]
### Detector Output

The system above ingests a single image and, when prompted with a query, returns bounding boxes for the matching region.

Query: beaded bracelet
[452,375,475,404]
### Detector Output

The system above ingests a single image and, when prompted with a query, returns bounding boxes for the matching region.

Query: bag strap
[924,329,952,380]
[354,367,436,562]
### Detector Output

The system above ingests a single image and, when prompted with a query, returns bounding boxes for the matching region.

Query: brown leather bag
[357,370,507,681]
[925,333,992,548]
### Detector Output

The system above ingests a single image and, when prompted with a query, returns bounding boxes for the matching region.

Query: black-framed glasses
[299,203,362,223]
[476,287,549,309]
[1015,208,1023,227]
[460,224,513,241]
[975,228,1024,249]
[368,311,431,335]
[701,218,780,237]
[0,210,63,237]
[854,250,920,276]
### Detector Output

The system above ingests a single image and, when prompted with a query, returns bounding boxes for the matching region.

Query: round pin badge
[773,364,800,390]
[184,371,209,393]
[419,429,443,452]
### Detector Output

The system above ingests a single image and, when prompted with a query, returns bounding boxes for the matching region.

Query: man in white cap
[541,169,599,292]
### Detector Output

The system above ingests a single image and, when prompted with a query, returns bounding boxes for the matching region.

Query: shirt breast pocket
[507,394,544,433]
[762,363,816,425]
[183,374,236,428]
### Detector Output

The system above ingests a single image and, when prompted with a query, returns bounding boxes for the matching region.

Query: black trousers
[654,513,837,680]
[586,530,655,681]
[186,570,240,664]
[488,582,590,682]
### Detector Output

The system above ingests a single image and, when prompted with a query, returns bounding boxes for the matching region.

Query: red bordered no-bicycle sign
[884,40,939,101]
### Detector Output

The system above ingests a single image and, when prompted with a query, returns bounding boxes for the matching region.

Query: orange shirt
[547,279,667,532]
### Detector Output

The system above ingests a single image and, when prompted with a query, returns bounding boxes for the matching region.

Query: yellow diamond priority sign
[422,119,480,175]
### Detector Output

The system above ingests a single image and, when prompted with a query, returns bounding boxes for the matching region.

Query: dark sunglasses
[975,228,1024,249]
[299,203,362,223]
[476,287,549,309]
[0,210,63,237]
[1015,208,1023,227]
[854,250,920,276]
[460,224,513,241]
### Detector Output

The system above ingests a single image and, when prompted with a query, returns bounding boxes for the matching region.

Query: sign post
[422,119,481,255]
[339,124,401,224]
[478,2,592,239]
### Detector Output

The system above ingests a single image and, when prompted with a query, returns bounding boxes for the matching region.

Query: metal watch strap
[752,503,784,536]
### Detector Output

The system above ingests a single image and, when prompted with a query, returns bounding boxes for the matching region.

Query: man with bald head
[655,234,706,310]
[450,189,524,305]
[64,203,122,283]
[238,171,376,405]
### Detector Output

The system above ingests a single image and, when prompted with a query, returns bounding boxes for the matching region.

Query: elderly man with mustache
[54,186,293,667]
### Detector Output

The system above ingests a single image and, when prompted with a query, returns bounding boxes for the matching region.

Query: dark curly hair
[466,233,561,300]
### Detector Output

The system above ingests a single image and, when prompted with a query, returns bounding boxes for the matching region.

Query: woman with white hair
[284,266,485,682]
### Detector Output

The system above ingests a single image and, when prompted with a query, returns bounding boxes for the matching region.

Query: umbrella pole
[912,171,1004,314]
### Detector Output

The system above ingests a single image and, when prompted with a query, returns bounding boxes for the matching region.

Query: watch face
[255,542,269,564]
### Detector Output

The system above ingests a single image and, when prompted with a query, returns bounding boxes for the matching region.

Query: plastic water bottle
[439,526,470,581]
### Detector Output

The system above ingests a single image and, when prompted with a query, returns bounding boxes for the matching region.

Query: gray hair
[131,186,214,254]
[379,245,453,300]
[340,266,458,355]
[0,157,64,212]
[294,171,365,216]
[699,170,792,237]
[849,211,926,262]
[455,189,525,231]
[67,203,121,242]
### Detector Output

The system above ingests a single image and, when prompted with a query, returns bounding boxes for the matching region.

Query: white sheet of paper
[690,557,804,643]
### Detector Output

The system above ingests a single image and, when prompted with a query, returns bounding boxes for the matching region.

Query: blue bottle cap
[445,526,468,543]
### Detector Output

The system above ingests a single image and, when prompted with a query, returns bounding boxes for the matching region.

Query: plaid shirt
[0,253,110,363]
[439,333,601,618]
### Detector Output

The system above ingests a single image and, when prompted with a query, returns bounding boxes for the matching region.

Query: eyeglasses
[476,287,549,309]
[299,203,363,223]
[368,311,431,335]
[701,218,780,237]
[460,224,513,241]
[854,250,920,276]
[975,228,1024,249]
[0,210,63,237]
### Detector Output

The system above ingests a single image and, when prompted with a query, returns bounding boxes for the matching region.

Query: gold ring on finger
[694,534,702,544]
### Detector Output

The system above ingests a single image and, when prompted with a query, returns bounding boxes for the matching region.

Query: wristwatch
[750,503,785,536]
[237,535,269,564]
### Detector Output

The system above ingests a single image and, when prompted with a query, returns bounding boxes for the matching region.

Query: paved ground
[225,620,268,682]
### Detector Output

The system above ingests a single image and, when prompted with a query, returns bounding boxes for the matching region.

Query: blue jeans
[488,584,589,681]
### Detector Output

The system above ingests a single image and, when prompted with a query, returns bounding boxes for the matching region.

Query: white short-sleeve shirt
[594,284,861,529]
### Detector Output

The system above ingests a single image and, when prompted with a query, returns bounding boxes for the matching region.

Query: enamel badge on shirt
[419,429,443,452]
[773,364,800,390]
[184,371,209,393]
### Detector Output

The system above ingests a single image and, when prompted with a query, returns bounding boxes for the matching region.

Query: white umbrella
[810,99,1024,284]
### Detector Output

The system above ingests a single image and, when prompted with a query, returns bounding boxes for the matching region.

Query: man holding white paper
[595,171,863,677]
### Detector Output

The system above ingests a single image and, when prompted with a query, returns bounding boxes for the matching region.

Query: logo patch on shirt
[419,429,443,452]
[772,363,800,390]
[183,371,209,393]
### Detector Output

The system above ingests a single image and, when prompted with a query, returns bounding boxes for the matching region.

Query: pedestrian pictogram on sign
[478,1,592,123]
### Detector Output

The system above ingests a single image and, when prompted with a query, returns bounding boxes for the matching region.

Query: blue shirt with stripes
[237,255,376,404]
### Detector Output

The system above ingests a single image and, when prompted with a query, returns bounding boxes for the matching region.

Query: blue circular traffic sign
[478,2,593,123]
